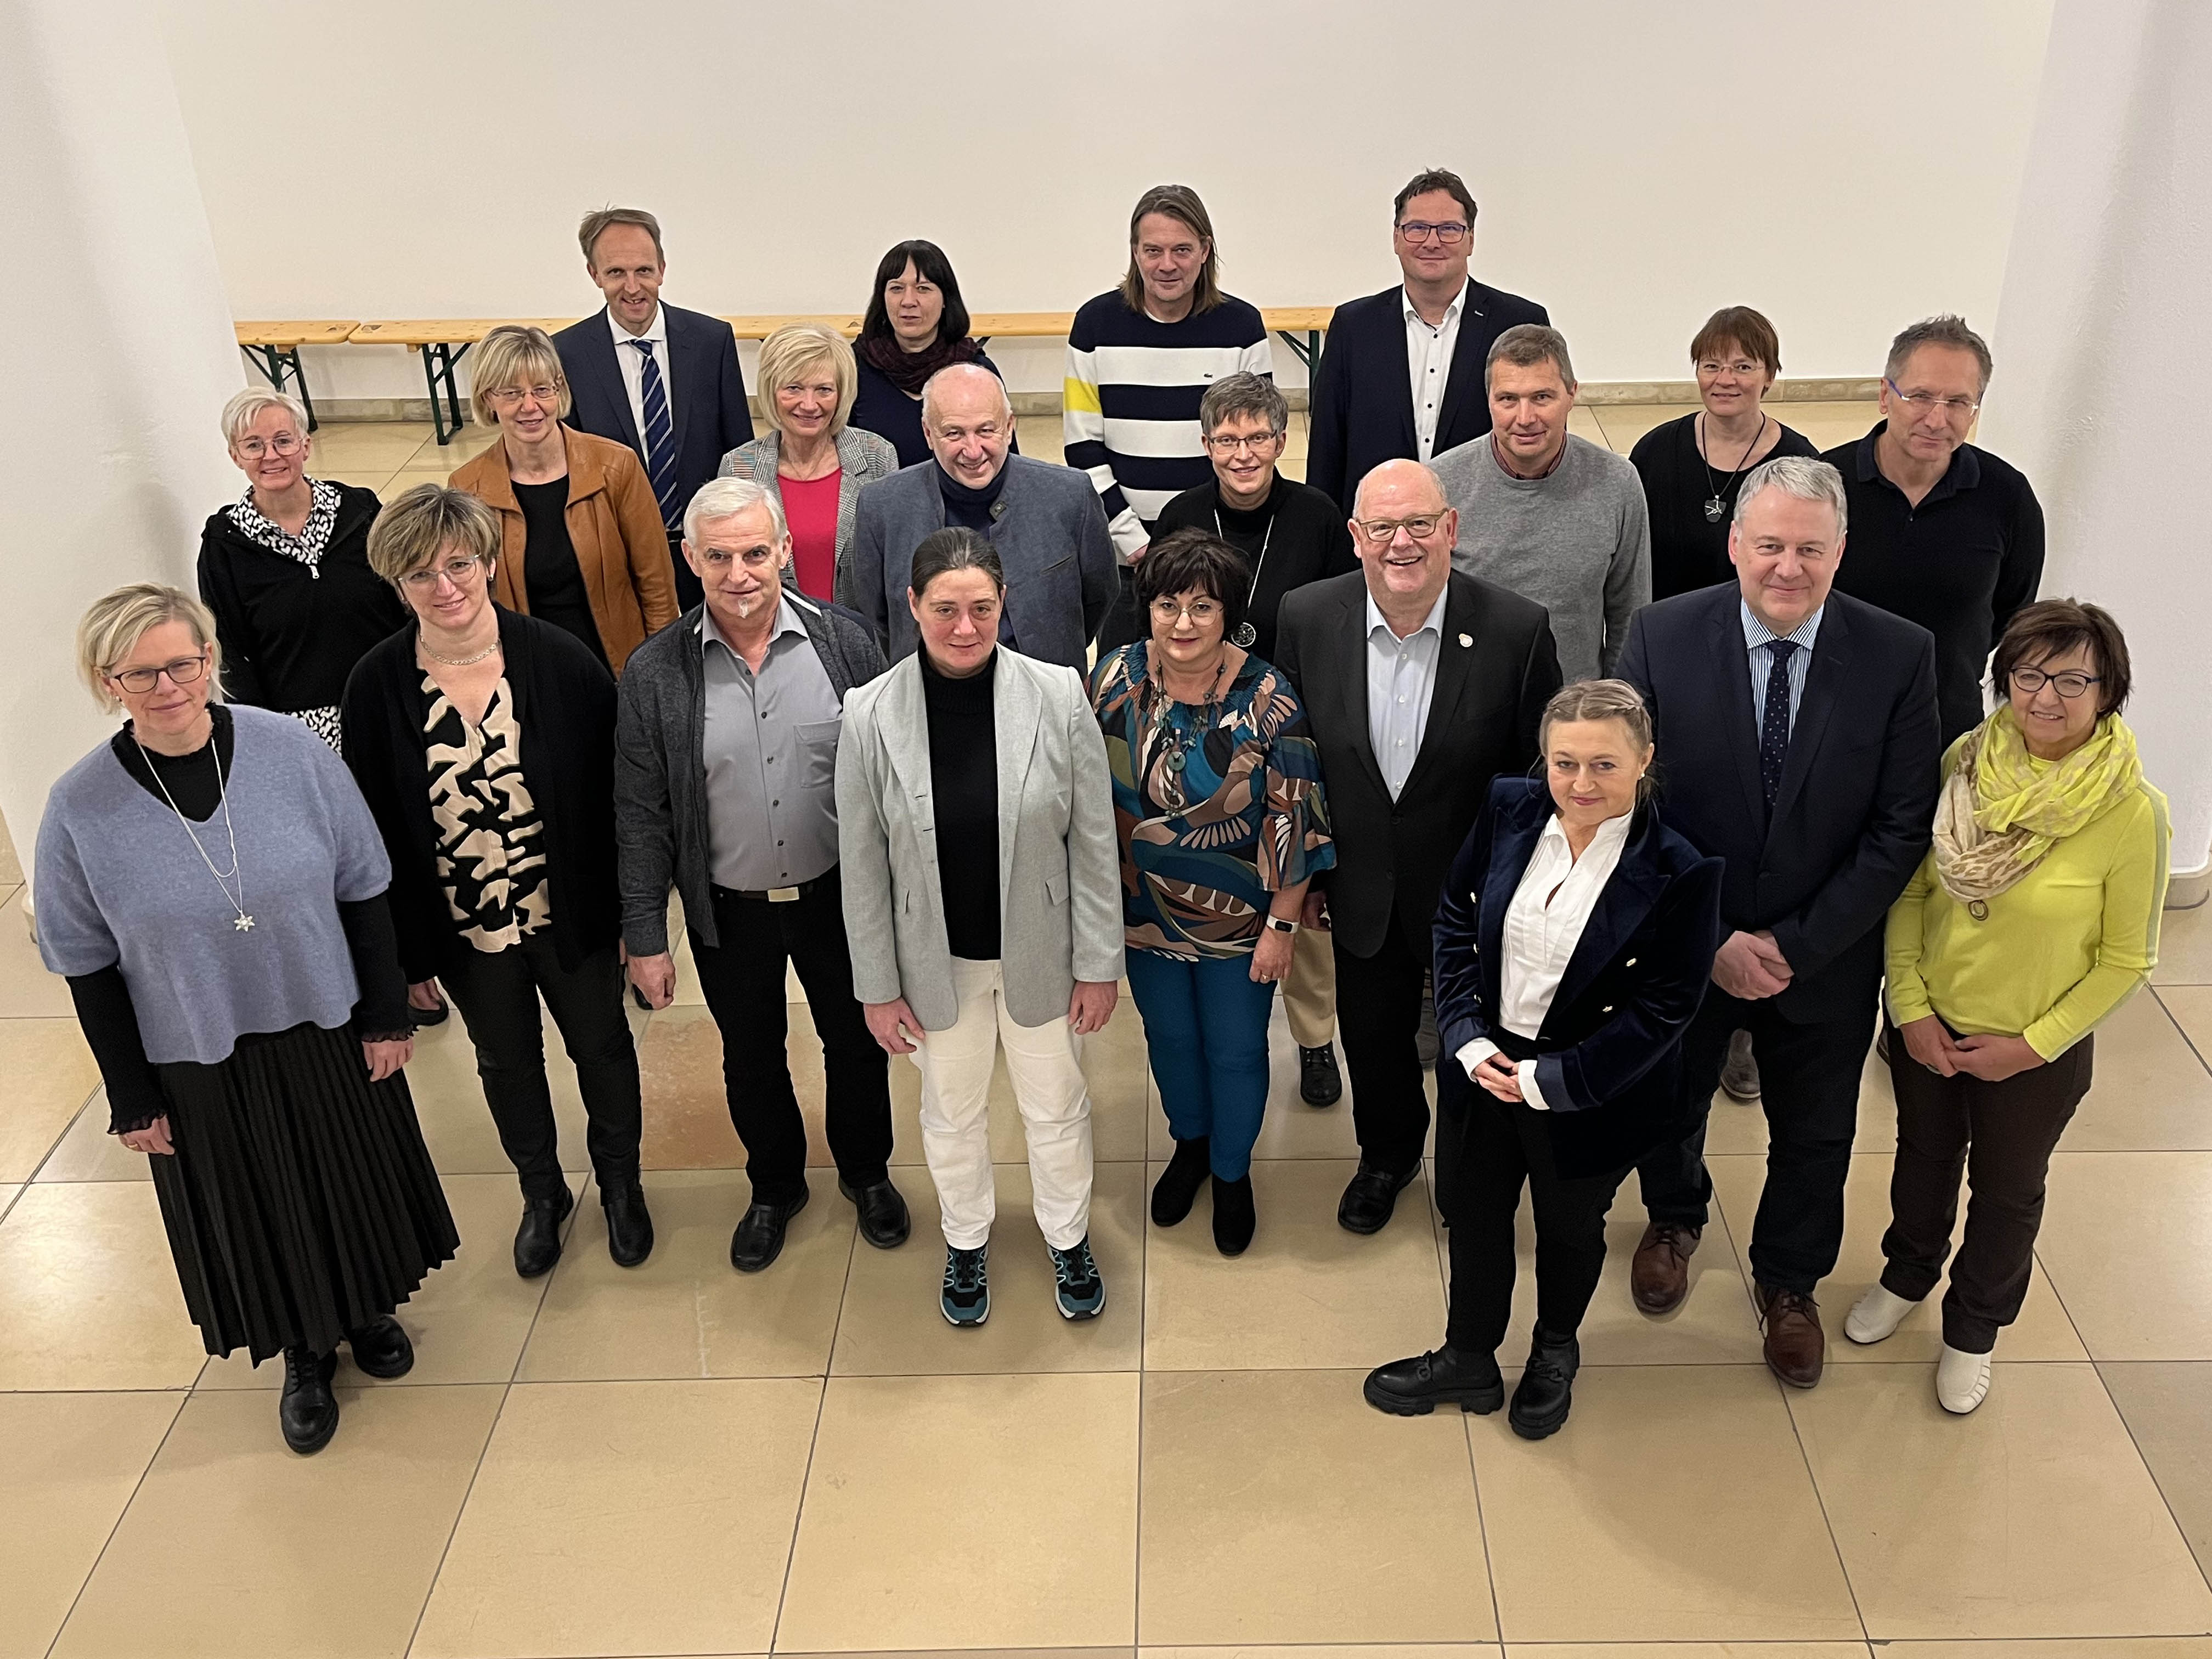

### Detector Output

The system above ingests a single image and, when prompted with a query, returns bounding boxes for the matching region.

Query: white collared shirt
[606,302,674,451]
[1457,809,1635,1111]
[1364,586,1449,800]
[1404,278,1469,461]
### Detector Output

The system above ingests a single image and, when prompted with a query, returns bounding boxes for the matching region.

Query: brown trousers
[1880,1025,2095,1353]
[1279,923,1337,1051]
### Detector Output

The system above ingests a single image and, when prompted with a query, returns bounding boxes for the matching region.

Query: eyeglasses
[1396,221,1470,245]
[399,555,488,590]
[234,432,302,459]
[108,654,208,693]
[486,383,561,408]
[1203,431,1283,454]
[1355,515,1445,541]
[1884,377,1980,418]
[2010,666,2101,699]
[1150,597,1223,625]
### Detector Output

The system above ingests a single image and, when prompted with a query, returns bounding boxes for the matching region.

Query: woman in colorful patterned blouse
[1089,528,1333,1255]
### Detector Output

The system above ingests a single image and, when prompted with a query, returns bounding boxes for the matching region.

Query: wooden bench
[310,307,1343,444]
[233,320,358,430]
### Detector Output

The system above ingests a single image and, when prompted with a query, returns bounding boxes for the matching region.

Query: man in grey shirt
[1431,325,1650,679]
[613,477,909,1276]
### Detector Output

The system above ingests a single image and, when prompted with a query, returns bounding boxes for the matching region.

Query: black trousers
[1334,917,1433,1177]
[438,933,642,1201]
[1440,1047,1626,1355]
[1881,1024,2093,1352]
[1635,985,1874,1295]
[667,528,703,614]
[687,870,892,1206]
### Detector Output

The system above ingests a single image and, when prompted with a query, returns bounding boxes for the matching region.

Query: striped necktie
[632,338,682,530]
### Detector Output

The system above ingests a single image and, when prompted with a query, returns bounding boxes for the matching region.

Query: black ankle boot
[345,1315,414,1379]
[1150,1137,1211,1227]
[1211,1172,1255,1256]
[279,1345,340,1454]
[1363,1345,1505,1416]
[514,1184,574,1278]
[1508,1327,1582,1440]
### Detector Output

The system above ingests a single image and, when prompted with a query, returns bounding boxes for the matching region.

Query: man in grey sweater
[1430,325,1650,680]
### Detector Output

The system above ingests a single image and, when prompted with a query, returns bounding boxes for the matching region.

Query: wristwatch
[1264,916,1300,934]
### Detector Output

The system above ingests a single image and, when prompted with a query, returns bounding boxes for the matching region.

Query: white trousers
[912,956,1095,1251]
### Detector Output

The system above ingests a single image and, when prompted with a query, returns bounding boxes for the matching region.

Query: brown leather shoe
[1754,1282,1826,1388]
[1630,1221,1701,1315]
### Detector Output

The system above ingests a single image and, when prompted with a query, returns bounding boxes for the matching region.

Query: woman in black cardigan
[1365,681,1723,1440]
[198,388,406,751]
[342,484,649,1280]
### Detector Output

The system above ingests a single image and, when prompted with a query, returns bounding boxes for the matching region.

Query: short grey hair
[1199,371,1288,437]
[1734,455,1849,540]
[1884,313,1994,394]
[685,476,787,546]
[920,362,1012,427]
[220,387,310,447]
[1486,323,1576,388]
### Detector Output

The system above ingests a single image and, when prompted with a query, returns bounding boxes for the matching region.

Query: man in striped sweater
[1065,183,1274,650]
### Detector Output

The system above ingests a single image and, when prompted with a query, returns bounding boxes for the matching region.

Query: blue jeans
[1126,950,1277,1180]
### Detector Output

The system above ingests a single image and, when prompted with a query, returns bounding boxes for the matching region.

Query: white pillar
[0,0,245,891]
[1977,0,2212,887]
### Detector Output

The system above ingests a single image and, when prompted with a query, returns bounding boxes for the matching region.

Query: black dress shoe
[1363,1345,1504,1417]
[1298,1044,1342,1107]
[345,1316,414,1379]
[1508,1328,1582,1440]
[514,1185,574,1279]
[840,1178,911,1249]
[730,1186,810,1273]
[279,1346,341,1454]
[602,1180,656,1267]
[1211,1173,1255,1256]
[1338,1161,1418,1234]
[1150,1137,1211,1227]
[408,995,449,1029]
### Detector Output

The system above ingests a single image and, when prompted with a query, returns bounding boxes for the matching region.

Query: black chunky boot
[1149,1137,1211,1227]
[279,1345,340,1454]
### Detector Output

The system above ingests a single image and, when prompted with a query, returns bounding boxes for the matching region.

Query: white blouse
[1458,810,1634,1111]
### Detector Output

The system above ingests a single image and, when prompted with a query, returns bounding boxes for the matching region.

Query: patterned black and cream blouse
[228,478,347,750]
[420,671,551,950]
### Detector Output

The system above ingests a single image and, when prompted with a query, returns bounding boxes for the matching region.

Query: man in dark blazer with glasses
[1276,459,1560,1235]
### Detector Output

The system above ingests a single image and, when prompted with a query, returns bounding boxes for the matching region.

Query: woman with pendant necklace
[1629,307,1819,601]
[1088,529,1334,1255]
[343,486,652,1283]
[37,584,456,1456]
[1153,373,1356,1110]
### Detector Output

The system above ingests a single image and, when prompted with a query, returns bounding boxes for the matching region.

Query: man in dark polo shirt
[1822,315,2044,742]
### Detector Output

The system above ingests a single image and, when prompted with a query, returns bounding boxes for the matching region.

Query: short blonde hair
[757,323,857,439]
[76,584,222,714]
[220,387,311,448]
[469,325,571,427]
[367,484,503,584]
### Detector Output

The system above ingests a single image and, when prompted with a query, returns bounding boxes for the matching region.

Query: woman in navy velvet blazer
[1364,681,1722,1440]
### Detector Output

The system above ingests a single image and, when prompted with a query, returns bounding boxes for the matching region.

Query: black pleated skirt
[151,1020,459,1364]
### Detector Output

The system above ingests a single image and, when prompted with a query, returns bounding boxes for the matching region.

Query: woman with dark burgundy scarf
[848,239,1016,470]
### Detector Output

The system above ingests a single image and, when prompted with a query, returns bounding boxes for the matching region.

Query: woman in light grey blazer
[718,321,898,608]
[837,528,1124,1330]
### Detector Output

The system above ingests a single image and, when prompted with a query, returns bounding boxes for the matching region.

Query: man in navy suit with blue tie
[555,207,753,612]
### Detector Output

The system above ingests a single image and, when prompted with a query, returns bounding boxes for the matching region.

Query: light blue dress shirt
[1365,586,1449,800]
[1740,597,1824,736]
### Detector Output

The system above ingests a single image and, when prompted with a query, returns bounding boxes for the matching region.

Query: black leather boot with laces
[280,1344,340,1454]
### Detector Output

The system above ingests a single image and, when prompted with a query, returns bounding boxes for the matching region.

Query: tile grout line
[2150,985,2212,1077]
[2089,1353,2212,1605]
[1771,1365,1877,1647]
[765,1180,859,1654]
[1132,1138,1150,1653]
[397,1170,574,1659]
[38,1388,190,1659]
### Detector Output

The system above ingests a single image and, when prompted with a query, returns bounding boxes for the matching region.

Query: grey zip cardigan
[613,592,888,954]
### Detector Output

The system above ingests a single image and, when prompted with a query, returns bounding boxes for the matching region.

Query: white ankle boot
[1937,1344,1993,1414]
[1844,1283,1919,1345]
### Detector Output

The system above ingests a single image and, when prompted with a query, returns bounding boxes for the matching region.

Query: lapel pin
[1457,633,1474,648]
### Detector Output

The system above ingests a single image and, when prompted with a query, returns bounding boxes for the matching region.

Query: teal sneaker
[1047,1236,1106,1321]
[941,1245,989,1326]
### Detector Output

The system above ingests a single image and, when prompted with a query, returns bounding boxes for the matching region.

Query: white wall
[159,0,2052,399]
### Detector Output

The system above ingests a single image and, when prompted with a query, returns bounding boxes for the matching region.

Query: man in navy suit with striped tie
[555,207,754,613]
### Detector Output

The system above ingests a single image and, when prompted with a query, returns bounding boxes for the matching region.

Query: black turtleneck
[919,647,1001,961]
[936,461,1010,532]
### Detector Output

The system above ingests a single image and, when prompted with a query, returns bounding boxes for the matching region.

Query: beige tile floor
[5,407,2212,1655]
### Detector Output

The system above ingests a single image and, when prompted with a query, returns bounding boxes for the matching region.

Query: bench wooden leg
[239,343,319,431]
[421,341,470,444]
[1274,329,1325,375]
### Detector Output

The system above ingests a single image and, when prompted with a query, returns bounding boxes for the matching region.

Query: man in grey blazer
[848,364,1117,673]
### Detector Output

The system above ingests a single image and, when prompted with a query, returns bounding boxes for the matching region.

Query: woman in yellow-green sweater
[1847,600,2169,1415]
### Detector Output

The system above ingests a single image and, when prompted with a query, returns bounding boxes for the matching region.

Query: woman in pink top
[718,323,898,606]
